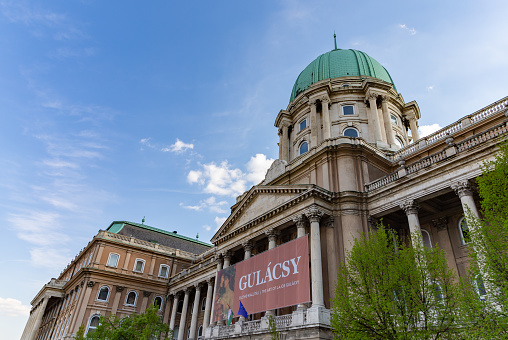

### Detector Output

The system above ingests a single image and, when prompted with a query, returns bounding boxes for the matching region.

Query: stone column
[325,217,338,300]
[400,199,423,248]
[280,122,290,162]
[432,218,459,276]
[310,99,318,147]
[177,288,191,340]
[141,291,151,312]
[243,241,253,260]
[306,206,325,308]
[122,250,132,273]
[293,215,307,311]
[223,252,231,268]
[203,278,214,332]
[28,296,48,340]
[408,115,420,142]
[209,255,223,326]
[264,228,280,317]
[189,284,202,340]
[367,93,383,144]
[169,292,180,330]
[381,95,396,146]
[322,97,331,140]
[111,286,124,315]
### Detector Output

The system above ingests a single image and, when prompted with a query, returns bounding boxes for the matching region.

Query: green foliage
[458,138,508,338]
[267,315,280,340]
[74,305,172,340]
[331,226,461,340]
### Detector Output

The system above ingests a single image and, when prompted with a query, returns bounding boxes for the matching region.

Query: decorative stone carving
[265,228,280,242]
[306,205,324,223]
[263,159,287,184]
[451,180,474,198]
[207,277,214,285]
[293,215,306,228]
[242,241,253,252]
[221,251,232,261]
[400,199,420,215]
[143,291,152,298]
[115,285,125,292]
[432,217,448,231]
[86,281,95,288]
[325,216,335,228]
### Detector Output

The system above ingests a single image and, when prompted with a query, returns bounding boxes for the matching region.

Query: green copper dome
[290,49,396,102]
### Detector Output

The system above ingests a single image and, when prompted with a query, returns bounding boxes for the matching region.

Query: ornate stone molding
[432,217,448,231]
[143,291,152,298]
[194,282,204,290]
[400,199,420,215]
[221,251,231,261]
[207,277,214,285]
[86,281,95,288]
[306,205,324,223]
[451,180,474,198]
[325,216,335,228]
[115,286,124,292]
[293,215,306,229]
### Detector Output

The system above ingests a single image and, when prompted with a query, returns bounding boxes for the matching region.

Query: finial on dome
[334,31,337,50]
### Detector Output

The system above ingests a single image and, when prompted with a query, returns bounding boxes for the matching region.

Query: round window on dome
[343,128,359,138]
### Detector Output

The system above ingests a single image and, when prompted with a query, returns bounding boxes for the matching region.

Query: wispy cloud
[162,139,194,153]
[214,216,227,231]
[180,196,228,213]
[30,248,72,271]
[399,24,417,35]
[0,297,30,317]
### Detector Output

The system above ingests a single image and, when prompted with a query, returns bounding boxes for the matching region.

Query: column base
[291,308,306,326]
[306,305,330,326]
[234,319,244,334]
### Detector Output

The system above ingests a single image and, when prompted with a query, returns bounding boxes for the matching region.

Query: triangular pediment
[212,185,329,243]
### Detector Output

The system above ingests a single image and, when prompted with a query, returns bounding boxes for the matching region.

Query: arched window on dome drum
[390,114,398,125]
[394,137,404,148]
[299,141,308,155]
[343,128,359,138]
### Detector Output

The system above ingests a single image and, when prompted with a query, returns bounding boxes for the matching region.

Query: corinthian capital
[451,180,473,198]
[306,205,324,223]
[400,199,420,216]
[265,228,280,242]
[242,241,253,252]
[293,215,306,228]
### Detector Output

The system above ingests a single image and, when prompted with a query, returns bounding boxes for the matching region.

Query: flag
[238,301,248,319]
[227,305,234,325]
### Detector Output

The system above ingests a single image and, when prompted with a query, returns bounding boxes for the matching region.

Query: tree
[331,226,461,340]
[457,138,508,338]
[74,305,172,340]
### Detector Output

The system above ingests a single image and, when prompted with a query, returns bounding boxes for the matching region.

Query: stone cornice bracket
[432,217,448,231]
[305,205,324,223]
[368,216,379,229]
[320,96,330,105]
[86,281,95,288]
[381,94,390,101]
[308,98,317,106]
[451,180,473,198]
[366,92,379,101]
[242,241,253,252]
[400,199,420,216]
[265,228,280,242]
[143,291,152,298]
[293,215,306,228]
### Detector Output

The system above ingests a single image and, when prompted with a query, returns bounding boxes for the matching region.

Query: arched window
[125,291,137,306]
[201,297,207,311]
[343,127,359,138]
[390,114,398,125]
[473,274,487,300]
[86,315,100,336]
[97,286,110,301]
[153,296,163,310]
[159,264,170,278]
[299,141,308,155]
[394,137,404,148]
[421,229,432,249]
[177,300,183,313]
[198,325,203,337]
[458,216,469,245]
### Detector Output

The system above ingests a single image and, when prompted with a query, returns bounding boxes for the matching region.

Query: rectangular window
[342,105,354,115]
[299,119,307,131]
[159,265,169,278]
[134,259,145,272]
[106,253,120,268]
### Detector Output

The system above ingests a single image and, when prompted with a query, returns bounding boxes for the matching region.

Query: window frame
[390,114,398,125]
[159,264,170,278]
[299,141,309,155]
[473,274,487,300]
[421,229,433,249]
[299,118,307,131]
[125,291,138,306]
[86,314,101,336]
[341,104,355,116]
[198,325,203,337]
[133,258,146,273]
[201,297,207,311]
[177,299,183,313]
[96,286,110,302]
[153,296,163,310]
[106,253,120,268]
[343,127,359,138]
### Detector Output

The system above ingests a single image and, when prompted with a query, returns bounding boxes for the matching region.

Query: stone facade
[21,46,508,340]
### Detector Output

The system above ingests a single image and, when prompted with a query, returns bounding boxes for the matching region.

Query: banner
[212,235,310,322]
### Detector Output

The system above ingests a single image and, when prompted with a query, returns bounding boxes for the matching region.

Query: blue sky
[1,0,507,338]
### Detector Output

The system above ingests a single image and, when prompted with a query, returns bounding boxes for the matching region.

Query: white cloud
[8,211,69,247]
[30,248,71,271]
[202,225,212,231]
[399,24,416,35]
[214,216,227,231]
[180,196,228,214]
[419,124,442,137]
[427,86,434,91]
[162,139,194,153]
[187,154,274,197]
[0,297,30,317]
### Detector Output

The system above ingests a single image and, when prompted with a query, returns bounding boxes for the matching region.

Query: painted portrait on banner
[212,265,236,322]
